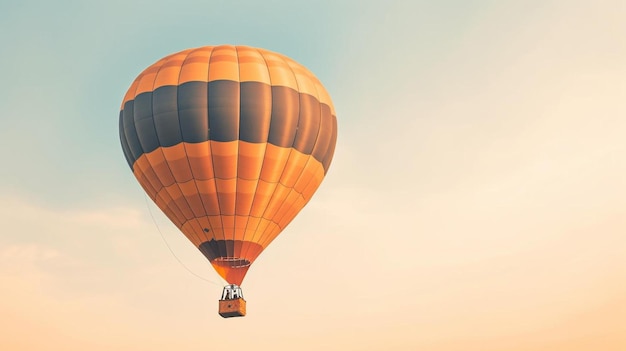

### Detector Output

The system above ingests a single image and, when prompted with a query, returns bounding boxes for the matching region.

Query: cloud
[0,194,223,351]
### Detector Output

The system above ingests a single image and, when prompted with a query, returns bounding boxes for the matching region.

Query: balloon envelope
[119,45,337,285]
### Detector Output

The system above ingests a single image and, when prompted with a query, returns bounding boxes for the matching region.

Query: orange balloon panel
[119,45,337,285]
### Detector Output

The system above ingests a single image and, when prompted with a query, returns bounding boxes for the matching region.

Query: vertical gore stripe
[134,93,160,152]
[152,86,183,147]
[122,100,144,160]
[119,111,134,167]
[240,82,272,143]
[311,104,333,162]
[322,115,338,172]
[208,80,240,142]
[267,86,299,147]
[178,81,209,143]
[293,93,321,154]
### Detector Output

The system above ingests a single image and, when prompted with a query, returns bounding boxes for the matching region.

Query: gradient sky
[1,1,625,350]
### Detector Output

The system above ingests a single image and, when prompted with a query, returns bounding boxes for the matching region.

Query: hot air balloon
[118,45,337,317]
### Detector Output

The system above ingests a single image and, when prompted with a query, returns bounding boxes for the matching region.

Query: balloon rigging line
[144,194,221,287]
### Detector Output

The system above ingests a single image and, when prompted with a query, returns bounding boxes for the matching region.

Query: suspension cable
[144,194,222,287]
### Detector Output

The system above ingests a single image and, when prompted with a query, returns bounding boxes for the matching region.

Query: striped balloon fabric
[119,45,337,285]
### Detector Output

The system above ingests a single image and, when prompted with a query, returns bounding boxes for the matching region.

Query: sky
[1,0,625,350]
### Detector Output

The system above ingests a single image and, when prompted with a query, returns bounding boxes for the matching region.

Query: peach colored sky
[1,1,625,350]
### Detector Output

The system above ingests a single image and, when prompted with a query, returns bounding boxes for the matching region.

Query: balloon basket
[218,284,246,318]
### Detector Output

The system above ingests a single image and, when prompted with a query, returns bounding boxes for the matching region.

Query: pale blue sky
[0,0,490,207]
